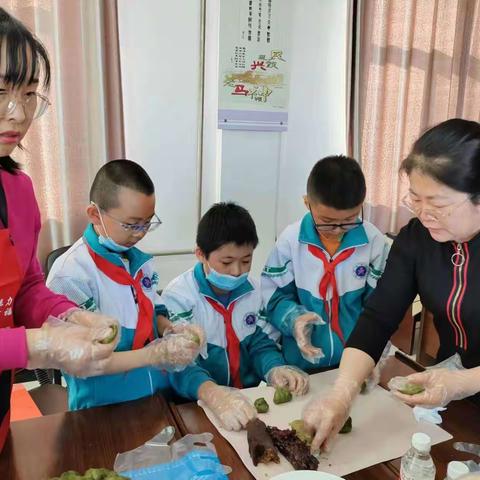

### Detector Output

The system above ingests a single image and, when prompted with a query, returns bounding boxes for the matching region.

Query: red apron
[0,206,24,451]
[86,246,154,349]
[205,297,242,388]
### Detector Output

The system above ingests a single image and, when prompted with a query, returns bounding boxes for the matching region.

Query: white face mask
[205,264,249,291]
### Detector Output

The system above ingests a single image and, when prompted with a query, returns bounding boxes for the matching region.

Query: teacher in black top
[303,118,480,453]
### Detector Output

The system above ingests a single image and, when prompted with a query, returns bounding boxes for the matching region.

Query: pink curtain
[357,0,480,233]
[3,0,124,265]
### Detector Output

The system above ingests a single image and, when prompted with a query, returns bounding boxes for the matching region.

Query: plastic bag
[114,428,231,480]
[428,353,465,372]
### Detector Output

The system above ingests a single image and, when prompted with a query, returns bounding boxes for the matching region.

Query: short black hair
[307,155,366,209]
[196,202,259,258]
[90,159,155,210]
[0,7,51,174]
[401,118,480,204]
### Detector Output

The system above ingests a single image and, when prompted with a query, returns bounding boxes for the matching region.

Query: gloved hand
[143,330,202,372]
[266,365,309,395]
[363,341,392,393]
[26,316,118,377]
[62,308,120,347]
[199,382,257,431]
[303,373,360,453]
[293,312,326,362]
[389,368,480,407]
[164,321,206,350]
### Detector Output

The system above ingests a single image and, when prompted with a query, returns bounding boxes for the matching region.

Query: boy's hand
[293,312,325,362]
[144,332,201,371]
[266,365,309,395]
[198,381,257,431]
[164,322,206,350]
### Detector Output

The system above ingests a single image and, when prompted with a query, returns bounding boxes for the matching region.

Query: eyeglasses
[0,91,51,119]
[99,209,162,233]
[401,194,469,222]
[310,206,364,232]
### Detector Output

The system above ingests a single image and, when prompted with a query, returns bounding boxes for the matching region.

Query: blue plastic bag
[122,449,228,480]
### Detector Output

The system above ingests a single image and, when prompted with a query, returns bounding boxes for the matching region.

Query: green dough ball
[273,386,292,404]
[398,383,425,395]
[339,416,352,434]
[289,419,313,446]
[191,333,201,345]
[254,397,269,413]
[59,472,83,480]
[99,324,118,344]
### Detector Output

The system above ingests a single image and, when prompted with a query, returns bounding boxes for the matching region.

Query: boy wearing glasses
[262,155,389,372]
[45,160,212,410]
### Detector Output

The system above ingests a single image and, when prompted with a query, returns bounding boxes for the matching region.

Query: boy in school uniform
[47,161,258,431]
[161,202,309,395]
[261,155,390,372]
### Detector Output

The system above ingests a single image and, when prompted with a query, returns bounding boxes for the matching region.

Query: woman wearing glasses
[262,155,390,373]
[304,118,480,453]
[0,8,122,451]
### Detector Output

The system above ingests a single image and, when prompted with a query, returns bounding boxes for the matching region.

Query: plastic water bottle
[444,461,470,480]
[400,433,436,480]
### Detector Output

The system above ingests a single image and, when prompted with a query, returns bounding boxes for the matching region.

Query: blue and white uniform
[262,214,389,371]
[46,224,211,410]
[160,263,285,388]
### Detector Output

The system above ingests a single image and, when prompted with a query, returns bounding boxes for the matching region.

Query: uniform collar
[83,223,152,276]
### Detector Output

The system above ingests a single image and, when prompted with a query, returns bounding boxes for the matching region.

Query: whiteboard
[117,0,202,253]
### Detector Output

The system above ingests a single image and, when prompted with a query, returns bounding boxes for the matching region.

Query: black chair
[45,245,72,276]
[33,245,72,387]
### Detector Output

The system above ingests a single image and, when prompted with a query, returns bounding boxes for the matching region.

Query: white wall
[217,0,350,275]
[118,0,350,286]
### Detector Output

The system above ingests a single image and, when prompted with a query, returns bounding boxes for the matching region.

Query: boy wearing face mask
[45,161,212,411]
[261,155,390,372]
[160,202,309,395]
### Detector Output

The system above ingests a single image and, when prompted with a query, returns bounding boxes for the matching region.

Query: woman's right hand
[26,317,119,377]
[303,374,359,453]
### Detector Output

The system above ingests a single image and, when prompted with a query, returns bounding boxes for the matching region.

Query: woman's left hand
[391,368,480,407]
[266,365,309,395]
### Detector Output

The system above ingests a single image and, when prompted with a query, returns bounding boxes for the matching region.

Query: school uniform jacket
[160,263,285,388]
[46,224,211,410]
[261,214,389,371]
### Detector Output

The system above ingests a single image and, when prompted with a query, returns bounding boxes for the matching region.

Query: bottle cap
[447,461,469,479]
[412,432,431,453]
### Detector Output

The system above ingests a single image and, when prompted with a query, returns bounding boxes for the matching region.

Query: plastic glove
[61,308,120,346]
[266,365,309,395]
[389,368,480,407]
[293,312,326,362]
[199,382,257,431]
[303,373,360,453]
[363,341,392,393]
[27,316,118,377]
[144,331,202,372]
[164,322,206,352]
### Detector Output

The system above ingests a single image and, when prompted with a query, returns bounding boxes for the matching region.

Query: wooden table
[172,354,480,480]
[0,394,180,480]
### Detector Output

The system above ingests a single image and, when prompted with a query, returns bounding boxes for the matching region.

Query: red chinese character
[250,60,266,71]
[232,84,249,96]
